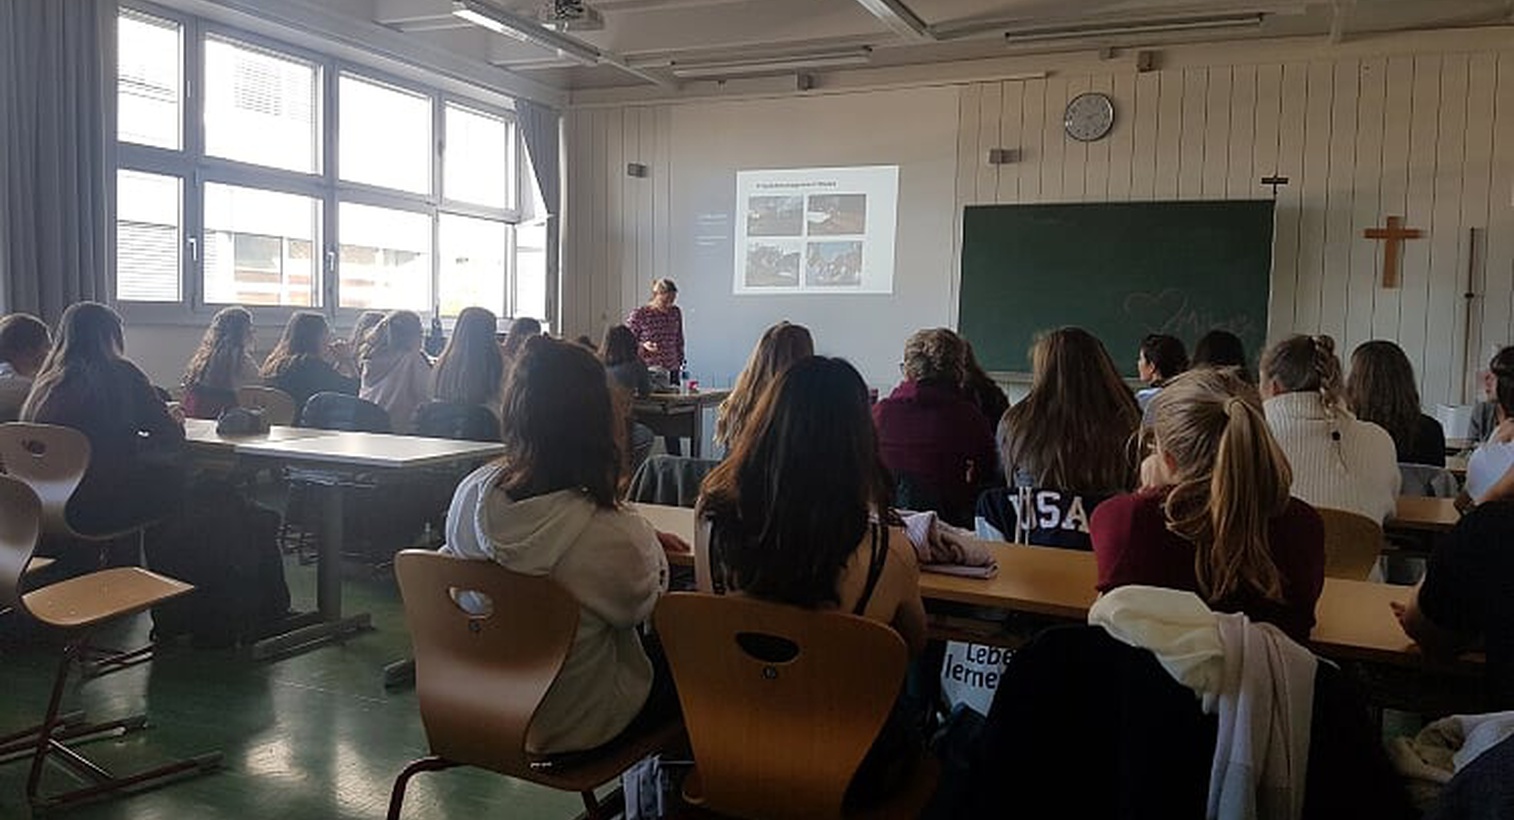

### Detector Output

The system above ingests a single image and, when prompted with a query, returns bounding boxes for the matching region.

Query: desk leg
[251,484,371,660]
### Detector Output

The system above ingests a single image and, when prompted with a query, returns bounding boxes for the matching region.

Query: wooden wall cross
[1364,216,1424,288]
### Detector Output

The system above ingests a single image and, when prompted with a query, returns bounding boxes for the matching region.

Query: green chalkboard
[959,200,1274,377]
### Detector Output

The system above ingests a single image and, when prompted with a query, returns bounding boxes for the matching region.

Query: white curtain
[517,99,560,322]
[0,0,117,323]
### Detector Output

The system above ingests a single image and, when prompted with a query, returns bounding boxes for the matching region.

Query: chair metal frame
[387,549,681,820]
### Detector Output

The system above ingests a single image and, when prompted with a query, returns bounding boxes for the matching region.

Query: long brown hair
[1000,327,1139,492]
[1150,368,1291,603]
[494,336,620,508]
[260,312,330,380]
[432,307,503,407]
[358,310,423,362]
[599,325,640,367]
[1260,334,1344,413]
[184,306,253,390]
[714,321,814,450]
[1346,340,1423,457]
[21,302,128,421]
[700,356,893,609]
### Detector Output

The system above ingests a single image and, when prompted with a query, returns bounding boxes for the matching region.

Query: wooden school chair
[387,550,683,820]
[1316,507,1386,581]
[0,423,168,674]
[654,592,937,819]
[234,385,297,427]
[0,474,220,810]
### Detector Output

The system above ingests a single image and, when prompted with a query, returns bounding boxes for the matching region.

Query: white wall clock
[1064,92,1115,142]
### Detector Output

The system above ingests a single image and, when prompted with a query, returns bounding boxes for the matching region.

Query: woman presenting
[626,278,684,383]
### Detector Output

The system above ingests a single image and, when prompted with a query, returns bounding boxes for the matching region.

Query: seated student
[1346,340,1445,466]
[358,310,432,434]
[985,327,1139,544]
[350,310,385,352]
[180,305,259,419]
[1261,334,1400,522]
[1090,368,1326,642]
[0,313,51,422]
[431,306,504,417]
[696,355,927,805]
[1464,347,1514,503]
[442,336,671,755]
[1135,333,1189,414]
[1395,501,1514,709]
[874,328,997,528]
[961,340,1008,429]
[1469,345,1505,445]
[1192,328,1254,383]
[600,324,652,398]
[499,316,542,366]
[260,312,359,424]
[21,302,185,540]
[715,321,813,453]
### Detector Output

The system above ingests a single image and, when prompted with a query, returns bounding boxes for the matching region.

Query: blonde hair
[1261,334,1344,414]
[902,328,966,383]
[715,321,814,450]
[1149,368,1291,603]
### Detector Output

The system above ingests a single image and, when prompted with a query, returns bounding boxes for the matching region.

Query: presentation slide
[733,165,899,295]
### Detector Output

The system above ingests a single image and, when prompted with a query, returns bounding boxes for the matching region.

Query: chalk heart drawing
[1123,288,1260,340]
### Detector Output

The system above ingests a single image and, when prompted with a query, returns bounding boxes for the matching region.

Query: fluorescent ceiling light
[851,0,933,42]
[1002,13,1264,44]
[670,51,873,79]
[452,0,601,65]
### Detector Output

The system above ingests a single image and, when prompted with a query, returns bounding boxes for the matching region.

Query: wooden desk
[631,390,730,459]
[629,503,1446,669]
[185,421,503,658]
[1387,495,1461,534]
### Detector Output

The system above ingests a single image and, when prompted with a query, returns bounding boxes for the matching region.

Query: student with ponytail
[1259,334,1400,523]
[1090,368,1325,641]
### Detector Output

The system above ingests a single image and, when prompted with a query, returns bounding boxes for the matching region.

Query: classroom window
[117,10,182,150]
[203,183,321,307]
[443,103,513,210]
[204,35,320,174]
[338,203,432,310]
[438,214,508,318]
[117,170,183,303]
[339,75,431,195]
[114,5,546,322]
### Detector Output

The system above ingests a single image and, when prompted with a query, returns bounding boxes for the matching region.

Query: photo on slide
[804,241,863,287]
[745,240,801,288]
[746,196,803,237]
[805,194,867,236]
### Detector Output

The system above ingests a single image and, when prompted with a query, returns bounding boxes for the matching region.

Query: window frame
[116,1,536,328]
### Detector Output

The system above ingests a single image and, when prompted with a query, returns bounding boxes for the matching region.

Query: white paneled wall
[953,53,1514,407]
[564,42,1514,406]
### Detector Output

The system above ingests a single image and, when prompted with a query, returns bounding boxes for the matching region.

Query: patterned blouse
[626,304,684,372]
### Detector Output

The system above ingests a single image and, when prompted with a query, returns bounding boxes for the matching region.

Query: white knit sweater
[1263,392,1401,523]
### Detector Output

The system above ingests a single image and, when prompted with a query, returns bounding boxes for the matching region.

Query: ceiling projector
[536,0,604,31]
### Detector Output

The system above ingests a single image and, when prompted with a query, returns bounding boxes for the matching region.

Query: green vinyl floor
[0,554,589,820]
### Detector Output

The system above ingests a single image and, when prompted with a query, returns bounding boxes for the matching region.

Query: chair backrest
[300,391,391,433]
[626,454,719,507]
[412,401,501,442]
[0,473,44,612]
[236,385,297,427]
[393,549,579,777]
[1316,506,1384,580]
[654,592,908,819]
[1398,463,1458,499]
[0,422,89,538]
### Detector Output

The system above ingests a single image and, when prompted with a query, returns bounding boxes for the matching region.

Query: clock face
[1064,92,1115,142]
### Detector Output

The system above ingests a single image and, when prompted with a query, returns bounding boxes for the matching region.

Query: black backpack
[145,478,291,647]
